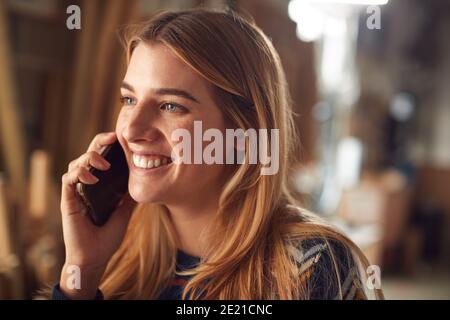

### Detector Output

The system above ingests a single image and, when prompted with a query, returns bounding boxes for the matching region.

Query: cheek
[115,111,131,154]
[165,119,195,147]
[115,110,127,135]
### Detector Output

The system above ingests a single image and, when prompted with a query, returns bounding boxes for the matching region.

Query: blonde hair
[100,8,383,300]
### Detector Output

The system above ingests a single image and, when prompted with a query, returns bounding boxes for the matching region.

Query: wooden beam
[42,72,65,161]
[0,176,13,268]
[0,176,24,298]
[108,1,139,130]
[66,0,101,160]
[28,150,52,220]
[84,0,128,141]
[0,1,27,200]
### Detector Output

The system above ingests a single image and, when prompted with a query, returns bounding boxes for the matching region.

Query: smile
[132,153,173,169]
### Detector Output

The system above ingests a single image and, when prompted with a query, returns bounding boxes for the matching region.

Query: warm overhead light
[307,0,389,4]
[288,0,389,42]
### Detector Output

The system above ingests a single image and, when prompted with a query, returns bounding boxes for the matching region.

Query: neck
[166,193,219,258]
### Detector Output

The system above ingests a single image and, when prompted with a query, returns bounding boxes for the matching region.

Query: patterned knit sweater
[52,238,367,300]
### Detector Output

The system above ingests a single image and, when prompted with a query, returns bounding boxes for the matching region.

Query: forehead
[124,42,212,96]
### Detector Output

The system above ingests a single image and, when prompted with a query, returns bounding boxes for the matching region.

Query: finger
[77,166,100,184]
[87,132,117,153]
[61,167,97,215]
[63,167,98,188]
[69,152,111,172]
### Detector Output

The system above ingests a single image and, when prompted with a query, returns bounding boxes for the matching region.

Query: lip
[129,149,171,158]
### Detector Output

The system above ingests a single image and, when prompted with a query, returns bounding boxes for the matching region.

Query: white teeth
[132,153,170,169]
[133,154,139,166]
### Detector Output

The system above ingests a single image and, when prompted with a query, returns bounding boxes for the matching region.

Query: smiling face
[116,42,230,207]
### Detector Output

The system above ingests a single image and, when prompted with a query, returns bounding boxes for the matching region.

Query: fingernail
[102,161,111,169]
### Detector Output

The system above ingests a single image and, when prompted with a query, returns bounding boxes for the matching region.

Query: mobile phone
[76,140,129,226]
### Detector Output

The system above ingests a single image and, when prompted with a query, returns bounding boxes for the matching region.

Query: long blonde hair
[100,8,383,300]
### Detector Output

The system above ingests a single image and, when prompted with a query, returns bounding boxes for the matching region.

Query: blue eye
[120,96,136,106]
[161,102,186,113]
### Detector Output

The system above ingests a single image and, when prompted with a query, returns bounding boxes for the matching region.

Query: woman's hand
[59,132,136,299]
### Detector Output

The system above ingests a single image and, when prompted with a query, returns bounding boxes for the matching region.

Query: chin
[128,183,163,203]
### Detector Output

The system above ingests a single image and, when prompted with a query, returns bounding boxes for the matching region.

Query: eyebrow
[120,81,200,104]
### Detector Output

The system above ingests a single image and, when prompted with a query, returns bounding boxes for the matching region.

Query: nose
[122,105,160,144]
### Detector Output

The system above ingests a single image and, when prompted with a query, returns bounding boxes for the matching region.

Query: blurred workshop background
[0,0,449,299]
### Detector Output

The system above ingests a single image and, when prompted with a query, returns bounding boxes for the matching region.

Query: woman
[52,8,383,300]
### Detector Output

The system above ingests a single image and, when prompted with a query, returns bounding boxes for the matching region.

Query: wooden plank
[68,0,137,160]
[84,0,126,141]
[0,176,23,298]
[6,0,59,21]
[108,0,139,130]
[0,176,13,265]
[0,1,27,200]
[28,150,52,219]
[42,72,65,160]
[66,0,101,160]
